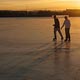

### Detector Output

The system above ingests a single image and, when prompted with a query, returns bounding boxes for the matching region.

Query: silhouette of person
[61,16,71,42]
[53,15,63,41]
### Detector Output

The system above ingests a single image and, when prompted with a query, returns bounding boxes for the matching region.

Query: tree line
[0,9,80,17]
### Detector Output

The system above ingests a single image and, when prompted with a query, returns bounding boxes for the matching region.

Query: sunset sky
[0,0,80,10]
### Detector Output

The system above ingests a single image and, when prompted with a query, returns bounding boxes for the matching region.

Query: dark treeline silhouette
[0,9,80,17]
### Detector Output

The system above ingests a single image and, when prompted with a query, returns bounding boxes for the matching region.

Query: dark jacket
[54,18,60,28]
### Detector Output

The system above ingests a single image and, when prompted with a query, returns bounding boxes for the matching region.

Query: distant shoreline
[0,16,80,17]
[0,9,80,17]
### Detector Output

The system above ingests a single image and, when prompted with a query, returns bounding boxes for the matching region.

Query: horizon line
[0,9,80,11]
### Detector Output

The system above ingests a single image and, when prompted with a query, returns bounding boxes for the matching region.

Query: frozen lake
[0,17,80,80]
[0,17,80,52]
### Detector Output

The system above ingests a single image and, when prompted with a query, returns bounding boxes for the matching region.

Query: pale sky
[0,0,80,10]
